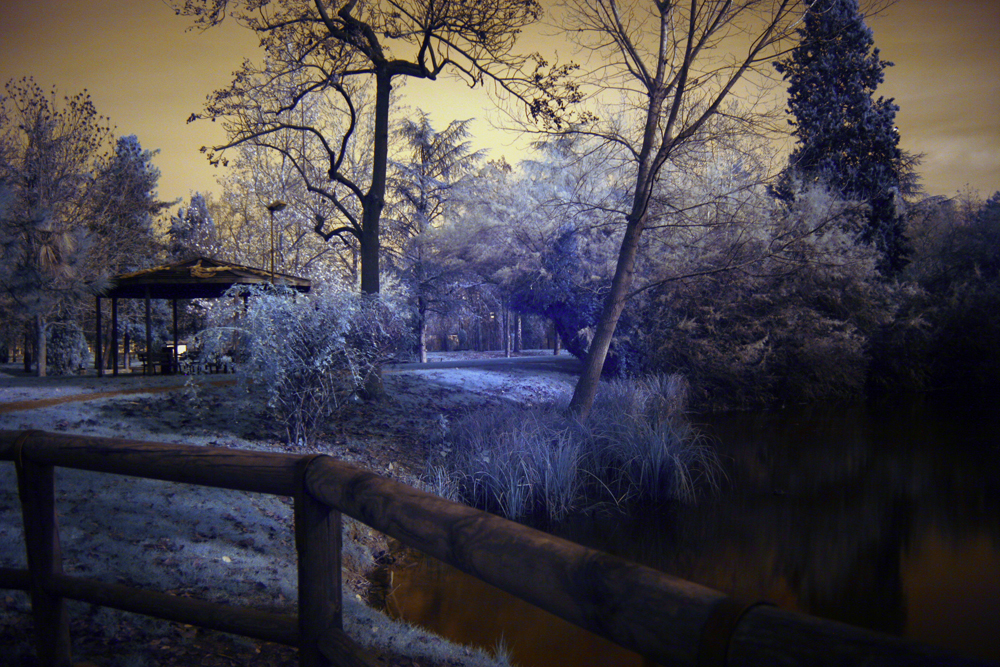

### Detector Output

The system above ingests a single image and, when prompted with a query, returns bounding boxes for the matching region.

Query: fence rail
[0,430,990,667]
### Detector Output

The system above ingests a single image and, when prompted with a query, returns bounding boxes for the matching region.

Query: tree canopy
[545,0,802,418]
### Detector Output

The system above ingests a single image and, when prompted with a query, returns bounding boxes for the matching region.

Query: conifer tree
[390,112,481,363]
[89,135,169,274]
[775,0,906,274]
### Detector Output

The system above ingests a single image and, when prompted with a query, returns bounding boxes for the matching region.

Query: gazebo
[95,257,311,376]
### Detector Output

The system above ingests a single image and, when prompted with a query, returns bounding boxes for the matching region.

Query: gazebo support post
[96,297,103,377]
[112,298,119,376]
[144,286,152,376]
[172,299,179,374]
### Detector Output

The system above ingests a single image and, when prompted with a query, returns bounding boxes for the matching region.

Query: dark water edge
[375,392,1000,665]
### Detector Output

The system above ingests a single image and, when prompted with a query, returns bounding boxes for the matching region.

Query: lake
[374,392,1000,665]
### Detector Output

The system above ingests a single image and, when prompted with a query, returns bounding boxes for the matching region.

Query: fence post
[295,456,342,667]
[16,434,72,667]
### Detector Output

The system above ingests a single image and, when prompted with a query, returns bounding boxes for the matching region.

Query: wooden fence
[0,429,990,667]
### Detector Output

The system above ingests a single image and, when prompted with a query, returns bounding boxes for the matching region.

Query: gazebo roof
[101,257,311,300]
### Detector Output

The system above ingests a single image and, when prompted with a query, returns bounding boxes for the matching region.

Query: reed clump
[429,375,721,521]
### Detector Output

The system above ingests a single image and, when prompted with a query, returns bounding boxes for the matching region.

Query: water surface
[378,393,1000,665]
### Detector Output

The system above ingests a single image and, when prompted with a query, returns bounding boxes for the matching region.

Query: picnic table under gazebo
[95,257,310,376]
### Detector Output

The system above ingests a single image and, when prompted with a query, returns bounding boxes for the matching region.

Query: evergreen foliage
[389,112,482,362]
[89,135,169,274]
[44,321,91,375]
[169,192,218,260]
[775,0,906,274]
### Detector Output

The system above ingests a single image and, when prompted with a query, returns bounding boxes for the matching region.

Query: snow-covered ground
[0,354,578,666]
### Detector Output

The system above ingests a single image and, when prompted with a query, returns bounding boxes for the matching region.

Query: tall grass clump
[437,374,720,521]
[581,375,721,505]
[444,404,581,520]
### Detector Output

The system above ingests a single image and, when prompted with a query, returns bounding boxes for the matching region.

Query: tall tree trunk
[359,70,392,296]
[503,307,511,358]
[514,313,522,354]
[417,295,427,364]
[35,314,47,378]
[357,70,393,397]
[568,62,667,419]
[23,326,32,373]
[568,213,647,419]
[123,331,131,371]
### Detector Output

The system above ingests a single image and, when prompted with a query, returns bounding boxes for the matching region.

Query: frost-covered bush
[438,375,719,521]
[45,322,91,375]
[627,185,892,410]
[200,283,411,446]
[870,191,1000,392]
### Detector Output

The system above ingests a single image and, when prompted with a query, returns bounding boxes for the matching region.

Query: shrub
[870,191,1000,393]
[199,283,411,446]
[45,322,91,375]
[626,185,891,410]
[443,403,581,520]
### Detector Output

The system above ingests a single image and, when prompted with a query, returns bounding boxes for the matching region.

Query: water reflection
[377,393,1000,664]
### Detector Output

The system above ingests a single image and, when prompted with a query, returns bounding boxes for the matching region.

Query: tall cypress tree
[775,0,907,274]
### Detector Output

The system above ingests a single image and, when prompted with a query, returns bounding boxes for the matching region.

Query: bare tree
[213,141,353,281]
[544,0,803,418]
[174,0,544,295]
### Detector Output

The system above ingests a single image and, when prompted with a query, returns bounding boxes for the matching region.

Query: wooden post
[295,456,342,667]
[503,307,511,358]
[144,286,152,376]
[17,438,73,666]
[111,298,119,376]
[95,297,103,377]
[172,299,179,374]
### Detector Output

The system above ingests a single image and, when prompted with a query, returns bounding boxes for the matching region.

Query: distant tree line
[3,0,997,411]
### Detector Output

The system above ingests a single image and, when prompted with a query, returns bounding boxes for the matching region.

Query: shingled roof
[102,257,311,300]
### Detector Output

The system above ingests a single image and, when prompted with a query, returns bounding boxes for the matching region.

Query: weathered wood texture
[46,573,298,646]
[17,457,72,666]
[0,430,301,495]
[0,566,30,591]
[295,456,345,667]
[730,604,992,667]
[304,455,723,667]
[303,455,995,667]
[2,431,993,667]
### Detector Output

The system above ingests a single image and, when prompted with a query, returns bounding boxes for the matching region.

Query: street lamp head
[267,200,287,213]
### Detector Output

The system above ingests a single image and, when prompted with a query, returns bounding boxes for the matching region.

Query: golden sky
[1,0,997,205]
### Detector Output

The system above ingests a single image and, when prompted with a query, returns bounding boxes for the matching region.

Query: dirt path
[0,379,236,414]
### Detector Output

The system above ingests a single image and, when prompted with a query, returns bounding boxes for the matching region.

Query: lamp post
[266,200,287,282]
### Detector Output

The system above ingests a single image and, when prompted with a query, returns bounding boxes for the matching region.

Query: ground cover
[0,352,576,667]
